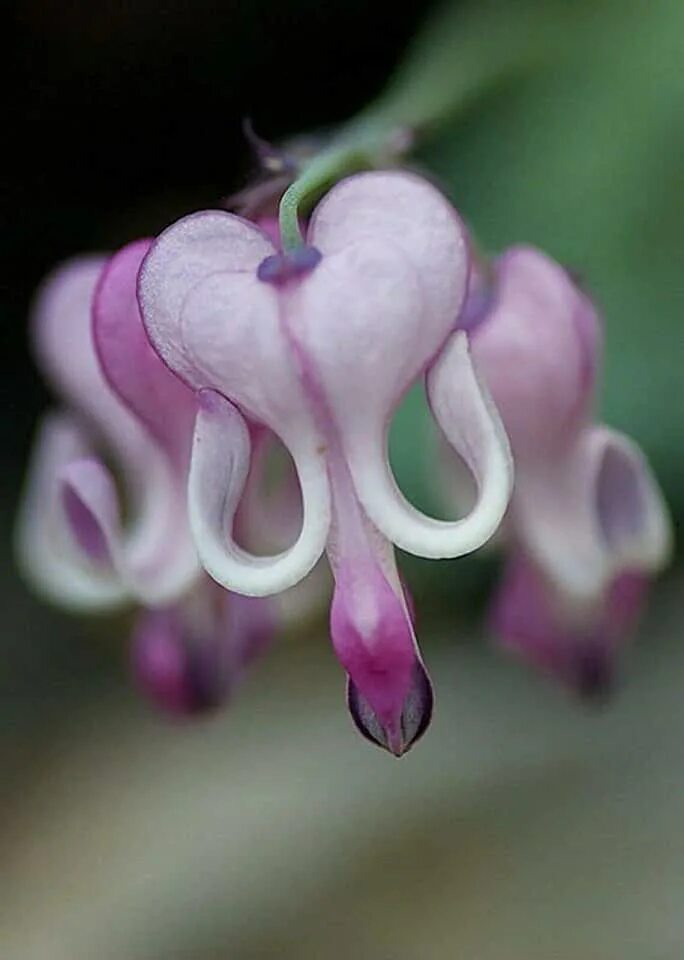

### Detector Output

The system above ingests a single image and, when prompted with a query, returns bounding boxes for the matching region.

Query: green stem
[278,129,396,251]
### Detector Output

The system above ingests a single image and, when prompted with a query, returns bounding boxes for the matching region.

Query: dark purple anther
[257,246,322,286]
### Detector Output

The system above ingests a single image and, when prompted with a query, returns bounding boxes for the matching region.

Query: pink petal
[326,452,431,756]
[469,246,600,461]
[131,581,277,717]
[138,210,276,390]
[491,553,650,700]
[29,253,200,607]
[93,238,195,465]
[187,390,330,596]
[308,170,468,327]
[284,237,426,436]
[31,256,145,459]
[178,268,317,444]
[143,221,321,460]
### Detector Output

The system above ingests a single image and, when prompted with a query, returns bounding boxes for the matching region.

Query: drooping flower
[16,242,281,715]
[459,245,672,696]
[138,170,513,753]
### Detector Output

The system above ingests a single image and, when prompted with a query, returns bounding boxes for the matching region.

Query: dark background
[5,0,424,463]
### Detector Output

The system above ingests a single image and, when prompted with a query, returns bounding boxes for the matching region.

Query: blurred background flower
[3,0,683,956]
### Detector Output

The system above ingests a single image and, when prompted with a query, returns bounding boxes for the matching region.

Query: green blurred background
[3,1,683,957]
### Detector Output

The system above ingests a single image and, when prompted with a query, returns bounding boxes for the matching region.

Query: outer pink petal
[29,253,200,606]
[131,579,276,717]
[93,238,195,465]
[284,238,426,436]
[178,268,318,447]
[308,170,469,327]
[138,210,276,389]
[491,553,649,699]
[469,246,600,461]
[31,256,145,459]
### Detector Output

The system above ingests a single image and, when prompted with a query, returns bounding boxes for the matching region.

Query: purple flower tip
[347,661,433,758]
[257,245,322,286]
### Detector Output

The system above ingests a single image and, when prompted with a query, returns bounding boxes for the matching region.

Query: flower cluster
[17,170,671,754]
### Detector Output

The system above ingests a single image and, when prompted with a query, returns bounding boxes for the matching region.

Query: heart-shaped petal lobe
[138,210,276,389]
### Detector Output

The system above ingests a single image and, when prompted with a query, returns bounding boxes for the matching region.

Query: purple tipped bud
[131,608,229,717]
[257,246,322,286]
[331,560,431,756]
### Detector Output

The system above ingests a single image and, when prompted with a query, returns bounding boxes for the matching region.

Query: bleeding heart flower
[16,243,286,715]
[139,170,513,753]
[461,245,672,695]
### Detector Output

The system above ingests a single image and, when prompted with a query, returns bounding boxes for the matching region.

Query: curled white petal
[590,425,672,573]
[188,391,331,597]
[513,425,672,602]
[344,332,512,559]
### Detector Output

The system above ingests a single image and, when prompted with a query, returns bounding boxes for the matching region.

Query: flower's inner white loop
[591,426,672,573]
[188,390,331,597]
[59,442,200,607]
[512,425,672,605]
[346,332,513,559]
